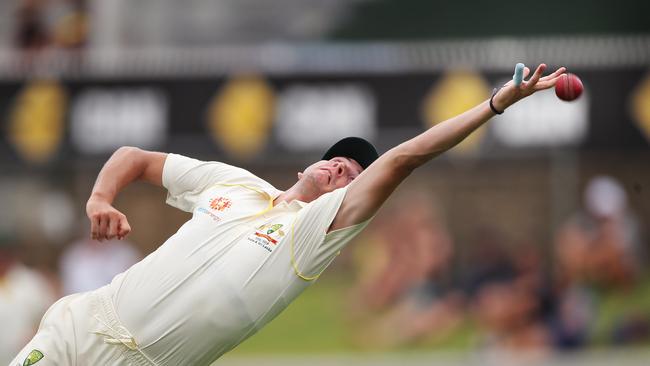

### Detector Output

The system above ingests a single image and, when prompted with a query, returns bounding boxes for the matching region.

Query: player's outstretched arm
[86,147,167,241]
[330,63,565,231]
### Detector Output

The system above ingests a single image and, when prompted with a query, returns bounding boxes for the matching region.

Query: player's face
[299,157,363,194]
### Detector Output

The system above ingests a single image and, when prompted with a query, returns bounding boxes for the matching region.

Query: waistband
[91,286,158,366]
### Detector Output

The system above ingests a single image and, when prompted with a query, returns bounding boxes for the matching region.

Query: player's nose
[333,162,345,176]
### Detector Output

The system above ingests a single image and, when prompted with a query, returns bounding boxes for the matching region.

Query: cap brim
[322,137,378,170]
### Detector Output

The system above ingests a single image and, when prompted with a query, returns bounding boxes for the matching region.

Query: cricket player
[12,63,565,366]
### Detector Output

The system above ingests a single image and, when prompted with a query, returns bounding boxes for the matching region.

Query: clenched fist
[86,196,132,241]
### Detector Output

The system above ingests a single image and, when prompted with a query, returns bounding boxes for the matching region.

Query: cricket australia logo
[209,196,232,211]
[248,223,286,252]
[22,349,44,365]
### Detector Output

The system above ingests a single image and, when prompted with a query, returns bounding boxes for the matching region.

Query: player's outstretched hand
[86,197,131,241]
[492,63,566,112]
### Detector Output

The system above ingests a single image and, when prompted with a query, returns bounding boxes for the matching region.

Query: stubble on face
[296,170,328,199]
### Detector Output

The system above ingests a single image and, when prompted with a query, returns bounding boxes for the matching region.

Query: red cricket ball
[555,73,583,101]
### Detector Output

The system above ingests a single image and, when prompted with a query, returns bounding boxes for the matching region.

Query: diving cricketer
[12,63,565,366]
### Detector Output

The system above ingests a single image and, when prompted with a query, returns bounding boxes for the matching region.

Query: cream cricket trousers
[10,286,155,366]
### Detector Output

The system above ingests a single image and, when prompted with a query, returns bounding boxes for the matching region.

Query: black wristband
[490,87,504,115]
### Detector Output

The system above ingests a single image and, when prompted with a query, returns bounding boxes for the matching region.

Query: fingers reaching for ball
[493,63,571,111]
[515,64,568,93]
[533,67,567,90]
[541,67,567,82]
[523,63,547,90]
[513,64,567,92]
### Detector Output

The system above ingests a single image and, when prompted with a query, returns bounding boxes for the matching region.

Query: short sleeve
[162,153,256,212]
[290,187,371,278]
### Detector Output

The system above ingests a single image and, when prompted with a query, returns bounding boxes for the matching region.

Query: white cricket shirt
[106,154,368,365]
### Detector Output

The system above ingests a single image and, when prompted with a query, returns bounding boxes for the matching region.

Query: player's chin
[316,184,338,196]
[327,181,349,192]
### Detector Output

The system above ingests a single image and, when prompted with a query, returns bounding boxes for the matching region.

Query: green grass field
[230,278,354,355]
[227,274,477,356]
[227,273,650,358]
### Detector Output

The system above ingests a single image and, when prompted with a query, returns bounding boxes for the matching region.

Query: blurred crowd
[0,227,139,363]
[13,0,89,70]
[15,0,88,50]
[347,175,650,357]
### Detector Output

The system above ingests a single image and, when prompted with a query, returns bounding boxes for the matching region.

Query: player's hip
[85,285,158,365]
[11,287,157,366]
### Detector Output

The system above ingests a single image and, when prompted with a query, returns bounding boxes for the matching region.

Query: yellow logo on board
[421,71,490,155]
[207,75,275,160]
[8,80,67,163]
[630,73,650,142]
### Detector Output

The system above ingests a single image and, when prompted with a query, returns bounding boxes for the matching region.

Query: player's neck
[274,178,322,206]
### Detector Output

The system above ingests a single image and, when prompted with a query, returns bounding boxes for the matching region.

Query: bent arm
[87,146,167,240]
[90,146,166,200]
[330,63,565,231]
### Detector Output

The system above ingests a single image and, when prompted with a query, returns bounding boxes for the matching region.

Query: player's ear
[297,172,303,180]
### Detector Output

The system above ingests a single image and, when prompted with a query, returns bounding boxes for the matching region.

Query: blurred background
[1,0,650,365]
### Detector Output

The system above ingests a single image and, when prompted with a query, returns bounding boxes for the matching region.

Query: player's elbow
[387,144,430,174]
[116,147,166,186]
[114,146,143,157]
[114,146,152,165]
[112,146,137,163]
[112,146,150,174]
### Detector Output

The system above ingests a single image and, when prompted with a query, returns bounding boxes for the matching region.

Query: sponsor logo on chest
[209,196,232,211]
[197,195,233,222]
[248,223,286,253]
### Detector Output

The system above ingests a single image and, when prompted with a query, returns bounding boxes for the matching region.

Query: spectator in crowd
[582,176,643,287]
[551,217,597,349]
[51,0,89,51]
[0,236,55,364]
[14,0,50,52]
[466,229,552,358]
[551,175,648,348]
[348,192,462,346]
[14,0,89,70]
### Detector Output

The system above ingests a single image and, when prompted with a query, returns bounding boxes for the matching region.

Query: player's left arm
[330,63,565,231]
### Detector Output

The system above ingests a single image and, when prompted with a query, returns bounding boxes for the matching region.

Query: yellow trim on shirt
[211,182,326,281]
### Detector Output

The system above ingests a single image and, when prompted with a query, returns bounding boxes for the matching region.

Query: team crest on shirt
[248,223,286,252]
[209,196,232,211]
[22,349,44,365]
